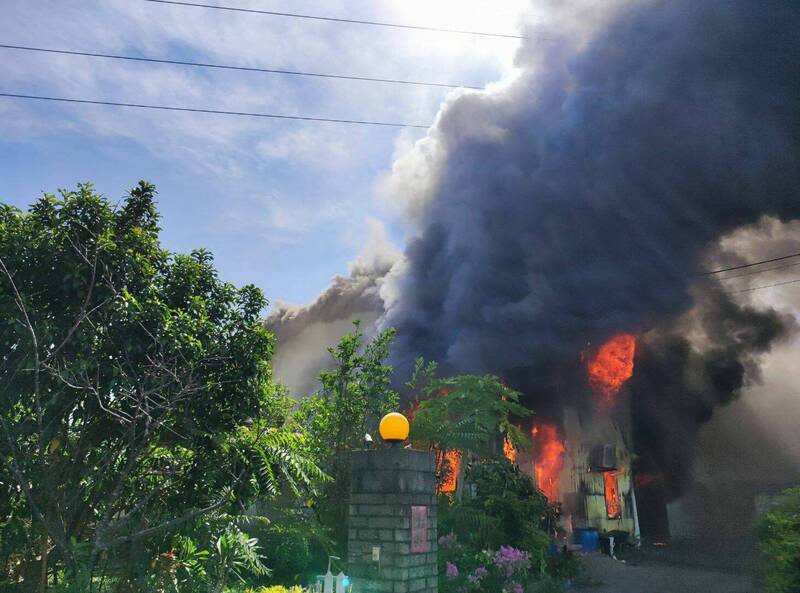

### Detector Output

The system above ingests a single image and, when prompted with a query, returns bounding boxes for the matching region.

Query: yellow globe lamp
[379,412,410,444]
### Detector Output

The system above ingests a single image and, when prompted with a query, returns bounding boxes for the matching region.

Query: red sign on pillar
[410,505,430,553]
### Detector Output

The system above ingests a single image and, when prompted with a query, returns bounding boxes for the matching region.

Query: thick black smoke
[378,0,800,498]
[631,286,796,500]
[383,0,800,377]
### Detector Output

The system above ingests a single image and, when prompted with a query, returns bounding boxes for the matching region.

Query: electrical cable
[141,0,525,39]
[715,260,800,281]
[730,277,800,294]
[0,44,481,90]
[700,252,800,276]
[0,92,430,128]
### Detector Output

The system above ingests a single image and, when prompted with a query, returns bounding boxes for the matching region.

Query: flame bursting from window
[586,333,637,405]
[438,450,461,494]
[503,437,517,464]
[532,424,565,502]
[604,470,622,519]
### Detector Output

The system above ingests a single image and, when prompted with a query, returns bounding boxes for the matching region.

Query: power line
[731,277,800,294]
[700,252,800,276]
[141,0,525,39]
[0,44,480,90]
[0,92,430,128]
[1,90,797,292]
[716,260,800,281]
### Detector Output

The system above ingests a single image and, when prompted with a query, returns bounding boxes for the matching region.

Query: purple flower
[467,566,488,584]
[446,562,459,579]
[509,582,524,593]
[438,533,457,548]
[492,546,530,578]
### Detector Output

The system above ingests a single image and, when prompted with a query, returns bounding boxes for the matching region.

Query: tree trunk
[38,536,49,593]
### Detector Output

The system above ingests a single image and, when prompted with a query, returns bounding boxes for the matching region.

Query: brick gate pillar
[347,448,438,593]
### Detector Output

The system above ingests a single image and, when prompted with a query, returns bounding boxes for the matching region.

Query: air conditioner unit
[590,444,617,471]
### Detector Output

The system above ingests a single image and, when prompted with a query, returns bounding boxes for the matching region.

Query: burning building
[375,0,800,545]
[270,0,800,547]
[513,334,641,541]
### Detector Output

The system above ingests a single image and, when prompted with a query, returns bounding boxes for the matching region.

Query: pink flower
[446,562,459,579]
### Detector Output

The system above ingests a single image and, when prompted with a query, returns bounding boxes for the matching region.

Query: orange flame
[603,470,622,519]
[532,423,565,502]
[503,437,517,464]
[438,450,461,494]
[586,333,637,405]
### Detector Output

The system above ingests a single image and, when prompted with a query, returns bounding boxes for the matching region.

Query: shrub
[440,459,553,556]
[245,586,306,593]
[437,459,567,592]
[259,526,311,581]
[440,541,564,593]
[757,486,800,593]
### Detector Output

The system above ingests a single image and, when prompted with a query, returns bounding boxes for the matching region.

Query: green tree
[408,361,530,496]
[296,322,398,553]
[758,486,800,593]
[0,182,322,588]
[444,460,553,553]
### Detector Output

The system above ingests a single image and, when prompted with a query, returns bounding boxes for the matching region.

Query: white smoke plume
[266,219,399,396]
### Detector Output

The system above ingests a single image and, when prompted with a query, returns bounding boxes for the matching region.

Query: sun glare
[393,0,530,33]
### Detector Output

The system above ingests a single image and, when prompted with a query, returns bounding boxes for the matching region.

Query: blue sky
[0,0,530,307]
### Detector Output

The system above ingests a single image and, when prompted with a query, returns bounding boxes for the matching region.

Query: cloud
[0,0,527,173]
[0,0,532,285]
[255,127,353,170]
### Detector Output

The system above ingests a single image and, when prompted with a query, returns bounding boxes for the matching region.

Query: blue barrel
[574,528,599,552]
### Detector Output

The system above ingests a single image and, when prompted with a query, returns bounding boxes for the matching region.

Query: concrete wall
[348,448,438,593]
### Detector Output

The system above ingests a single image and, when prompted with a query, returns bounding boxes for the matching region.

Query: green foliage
[174,535,211,585]
[758,486,800,593]
[408,360,531,498]
[410,365,530,458]
[228,421,328,501]
[238,505,334,586]
[244,586,306,593]
[254,525,310,584]
[296,322,398,553]
[210,525,270,593]
[148,517,270,593]
[442,459,553,555]
[438,459,567,593]
[0,182,323,588]
[150,534,209,592]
